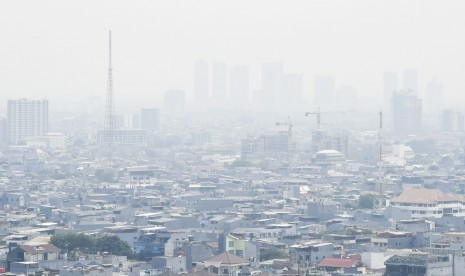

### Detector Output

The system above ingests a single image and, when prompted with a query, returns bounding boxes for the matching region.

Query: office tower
[212,62,227,103]
[194,60,209,102]
[261,62,284,109]
[229,65,250,106]
[164,89,186,117]
[114,114,125,129]
[383,72,398,111]
[442,110,464,132]
[403,69,418,94]
[7,99,49,145]
[132,114,140,129]
[141,108,160,133]
[283,73,303,110]
[0,118,6,145]
[314,75,335,109]
[426,79,444,113]
[391,90,422,134]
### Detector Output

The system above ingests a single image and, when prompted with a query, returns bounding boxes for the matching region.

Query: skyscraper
[194,60,209,103]
[164,89,186,117]
[426,79,444,113]
[212,62,227,103]
[383,72,398,111]
[283,73,303,110]
[403,69,418,94]
[391,90,422,134]
[314,75,335,109]
[7,99,49,144]
[140,108,160,134]
[229,65,250,106]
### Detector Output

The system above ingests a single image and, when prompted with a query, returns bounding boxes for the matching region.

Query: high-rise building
[164,89,186,117]
[7,99,49,145]
[314,75,335,109]
[383,72,398,111]
[392,90,422,134]
[194,60,209,103]
[261,62,284,109]
[212,62,227,103]
[229,65,250,106]
[0,118,6,145]
[283,73,303,110]
[140,108,160,134]
[426,79,444,113]
[403,69,418,94]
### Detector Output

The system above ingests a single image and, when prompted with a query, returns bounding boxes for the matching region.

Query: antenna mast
[103,30,115,167]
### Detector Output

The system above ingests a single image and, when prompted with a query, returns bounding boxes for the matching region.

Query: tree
[260,248,288,261]
[51,233,96,252]
[96,235,134,258]
[358,193,376,209]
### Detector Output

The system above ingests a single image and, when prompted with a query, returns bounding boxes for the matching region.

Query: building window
[229,241,234,247]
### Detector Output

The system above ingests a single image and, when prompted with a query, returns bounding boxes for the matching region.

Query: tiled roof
[204,252,249,264]
[390,187,464,204]
[317,258,358,268]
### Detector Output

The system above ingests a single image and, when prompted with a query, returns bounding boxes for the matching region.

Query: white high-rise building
[7,99,49,145]
[403,69,418,94]
[212,62,227,103]
[383,72,398,111]
[164,89,186,117]
[194,60,209,103]
[229,65,250,107]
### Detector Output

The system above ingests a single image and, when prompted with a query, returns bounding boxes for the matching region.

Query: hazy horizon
[1,0,465,114]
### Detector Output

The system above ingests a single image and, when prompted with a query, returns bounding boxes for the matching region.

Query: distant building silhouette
[383,72,398,111]
[229,65,250,107]
[140,108,160,134]
[194,60,209,103]
[7,99,49,145]
[314,75,335,110]
[426,79,444,113]
[164,89,186,117]
[212,62,227,104]
[403,69,418,94]
[391,90,422,134]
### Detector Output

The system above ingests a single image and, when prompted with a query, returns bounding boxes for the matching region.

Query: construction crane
[305,108,355,130]
[275,116,293,137]
[305,108,322,130]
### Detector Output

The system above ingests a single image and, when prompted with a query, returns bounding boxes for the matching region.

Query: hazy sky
[1,0,465,113]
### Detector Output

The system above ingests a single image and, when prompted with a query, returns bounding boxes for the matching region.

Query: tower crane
[305,108,354,130]
[275,116,293,137]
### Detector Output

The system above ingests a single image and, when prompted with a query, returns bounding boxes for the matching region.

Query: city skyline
[1,1,465,113]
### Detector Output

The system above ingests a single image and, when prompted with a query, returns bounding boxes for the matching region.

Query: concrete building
[194,60,209,103]
[391,90,422,134]
[384,254,452,276]
[229,65,250,107]
[403,69,418,94]
[383,71,398,111]
[388,187,465,220]
[212,62,227,103]
[314,75,335,110]
[164,89,186,117]
[7,99,49,145]
[140,108,160,134]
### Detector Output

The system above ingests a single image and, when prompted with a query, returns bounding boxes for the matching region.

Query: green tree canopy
[260,248,288,261]
[51,233,96,252]
[96,235,134,258]
[358,193,376,209]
